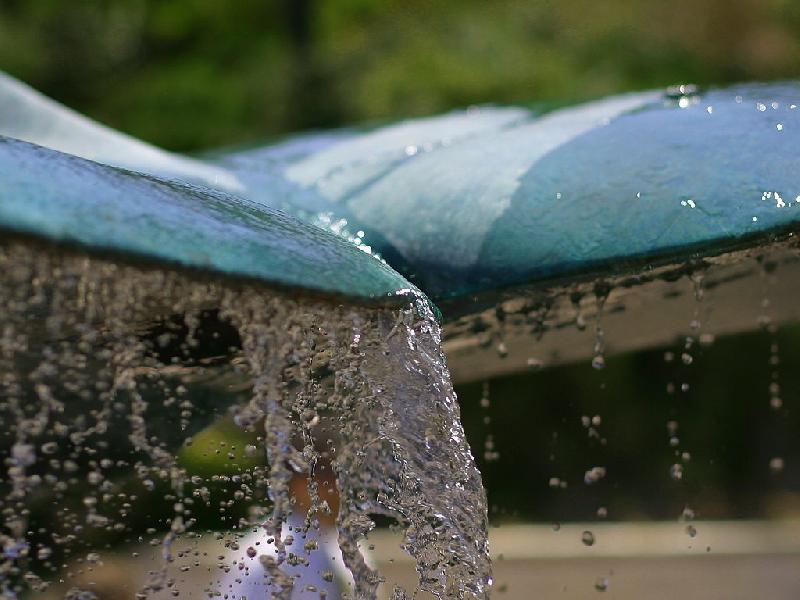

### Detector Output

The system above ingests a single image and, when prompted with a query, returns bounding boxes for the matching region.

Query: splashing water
[0,238,490,599]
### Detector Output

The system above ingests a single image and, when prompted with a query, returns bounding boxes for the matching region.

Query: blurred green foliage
[178,417,263,477]
[458,322,800,522]
[1,0,799,151]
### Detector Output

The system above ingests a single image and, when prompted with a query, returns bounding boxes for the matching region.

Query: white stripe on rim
[345,91,659,269]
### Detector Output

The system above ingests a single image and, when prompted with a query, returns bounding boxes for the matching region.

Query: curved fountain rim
[0,229,434,314]
[0,135,439,315]
[437,225,800,321]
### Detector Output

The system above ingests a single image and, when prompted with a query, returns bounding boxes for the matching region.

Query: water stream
[3,232,800,599]
[0,239,490,600]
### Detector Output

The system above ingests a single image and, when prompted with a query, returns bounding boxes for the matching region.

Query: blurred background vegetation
[461,323,800,522]
[2,0,799,525]
[1,0,799,152]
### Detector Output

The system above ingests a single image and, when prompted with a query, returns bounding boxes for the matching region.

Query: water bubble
[584,466,607,485]
[581,530,596,546]
[699,333,715,346]
[11,443,35,467]
[40,441,58,455]
[65,588,99,600]
[591,286,609,369]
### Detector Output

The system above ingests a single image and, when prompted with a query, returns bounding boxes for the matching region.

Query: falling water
[0,238,490,599]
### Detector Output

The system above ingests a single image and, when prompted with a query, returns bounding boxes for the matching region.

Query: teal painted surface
[219,85,800,302]
[3,70,800,309]
[477,84,800,297]
[0,136,413,302]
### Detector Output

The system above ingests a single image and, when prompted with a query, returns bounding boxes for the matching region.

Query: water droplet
[11,443,35,467]
[584,466,607,485]
[770,457,785,473]
[526,357,545,370]
[594,577,609,592]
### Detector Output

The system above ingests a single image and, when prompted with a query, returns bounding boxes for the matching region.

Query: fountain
[1,71,800,598]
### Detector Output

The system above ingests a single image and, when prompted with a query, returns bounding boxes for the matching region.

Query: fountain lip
[0,229,430,314]
[436,226,800,321]
[0,135,421,309]
[10,67,795,326]
[206,81,800,314]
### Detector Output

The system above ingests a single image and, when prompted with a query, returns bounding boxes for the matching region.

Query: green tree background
[1,0,799,151]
